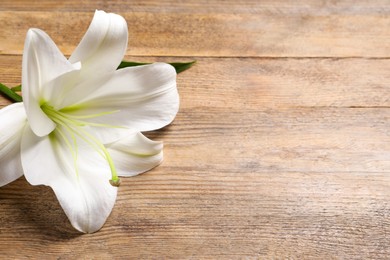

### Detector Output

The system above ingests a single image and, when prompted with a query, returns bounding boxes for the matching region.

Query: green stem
[0,83,23,102]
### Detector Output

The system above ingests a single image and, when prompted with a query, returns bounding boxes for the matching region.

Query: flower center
[40,103,121,187]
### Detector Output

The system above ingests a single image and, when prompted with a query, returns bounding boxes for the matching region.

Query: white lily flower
[0,10,179,233]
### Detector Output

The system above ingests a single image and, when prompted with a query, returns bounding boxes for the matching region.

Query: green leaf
[11,85,21,92]
[117,61,149,70]
[168,61,196,74]
[118,60,196,74]
[0,83,23,102]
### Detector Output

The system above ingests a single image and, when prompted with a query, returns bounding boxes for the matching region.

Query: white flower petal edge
[21,126,117,233]
[0,103,27,186]
[106,132,163,177]
[22,28,79,137]
[69,10,128,77]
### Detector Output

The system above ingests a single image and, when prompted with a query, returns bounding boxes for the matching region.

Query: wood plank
[159,107,390,174]
[1,56,389,108]
[1,107,390,258]
[0,11,389,57]
[1,0,389,14]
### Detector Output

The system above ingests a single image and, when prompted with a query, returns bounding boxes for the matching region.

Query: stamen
[60,109,120,119]
[47,107,124,128]
[55,126,79,177]
[41,103,121,187]
[109,179,121,187]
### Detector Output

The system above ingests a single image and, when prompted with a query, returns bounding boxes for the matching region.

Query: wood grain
[1,55,389,108]
[0,10,389,57]
[1,0,390,259]
[1,0,389,14]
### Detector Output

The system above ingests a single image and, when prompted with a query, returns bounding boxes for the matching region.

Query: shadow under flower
[143,124,175,141]
[0,176,82,240]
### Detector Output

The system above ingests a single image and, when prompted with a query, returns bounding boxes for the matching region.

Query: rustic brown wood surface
[0,0,389,258]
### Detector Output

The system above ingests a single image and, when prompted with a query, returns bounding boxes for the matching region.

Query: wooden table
[1,1,389,258]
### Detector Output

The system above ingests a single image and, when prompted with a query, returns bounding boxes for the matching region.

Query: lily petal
[0,103,27,186]
[106,132,163,177]
[22,28,77,137]
[60,63,179,143]
[43,69,82,110]
[69,10,128,77]
[21,126,117,233]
